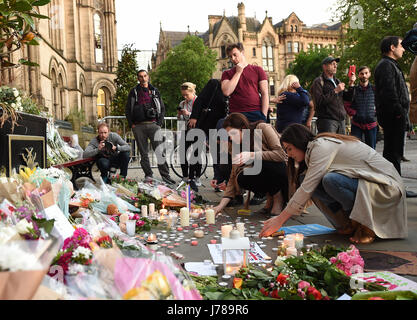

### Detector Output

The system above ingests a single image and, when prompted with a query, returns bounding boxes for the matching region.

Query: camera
[177,106,183,111]
[145,106,157,119]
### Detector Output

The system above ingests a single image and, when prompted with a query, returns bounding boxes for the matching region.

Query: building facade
[152,2,342,100]
[2,0,118,124]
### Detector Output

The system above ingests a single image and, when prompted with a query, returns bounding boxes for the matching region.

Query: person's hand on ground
[259,211,292,237]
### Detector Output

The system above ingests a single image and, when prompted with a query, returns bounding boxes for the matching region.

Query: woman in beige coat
[213,113,288,216]
[260,124,407,244]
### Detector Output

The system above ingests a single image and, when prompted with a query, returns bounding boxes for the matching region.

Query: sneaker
[189,179,199,193]
[162,176,176,185]
[143,176,153,183]
[195,177,202,187]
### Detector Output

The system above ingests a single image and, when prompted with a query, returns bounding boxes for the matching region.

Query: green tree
[333,0,416,82]
[0,0,51,73]
[286,46,335,91]
[150,35,217,115]
[111,43,139,117]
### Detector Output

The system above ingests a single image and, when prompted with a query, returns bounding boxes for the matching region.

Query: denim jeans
[97,151,130,179]
[311,172,359,213]
[351,124,377,149]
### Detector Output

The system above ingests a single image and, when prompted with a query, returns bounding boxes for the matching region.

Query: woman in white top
[177,82,201,191]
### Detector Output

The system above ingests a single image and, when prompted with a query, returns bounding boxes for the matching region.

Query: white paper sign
[43,205,74,240]
[207,242,270,265]
[352,271,417,294]
[184,262,218,276]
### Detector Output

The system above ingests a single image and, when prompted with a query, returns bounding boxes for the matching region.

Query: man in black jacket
[311,56,349,134]
[374,36,409,176]
[125,70,175,185]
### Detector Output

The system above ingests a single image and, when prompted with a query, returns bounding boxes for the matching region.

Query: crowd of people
[76,24,417,245]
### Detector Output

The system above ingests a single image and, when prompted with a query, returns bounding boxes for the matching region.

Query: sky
[115,0,340,69]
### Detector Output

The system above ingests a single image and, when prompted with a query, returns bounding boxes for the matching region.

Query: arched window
[290,25,294,32]
[262,39,274,72]
[94,13,103,64]
[295,25,298,32]
[58,74,65,120]
[269,78,275,96]
[97,87,111,118]
[51,69,59,119]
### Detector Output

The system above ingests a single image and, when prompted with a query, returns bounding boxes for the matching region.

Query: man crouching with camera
[125,70,175,185]
[83,122,131,183]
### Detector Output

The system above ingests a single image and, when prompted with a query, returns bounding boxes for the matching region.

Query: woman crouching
[213,113,288,216]
[260,124,407,244]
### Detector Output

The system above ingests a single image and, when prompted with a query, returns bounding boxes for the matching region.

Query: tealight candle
[194,230,204,238]
[180,207,190,227]
[177,227,183,232]
[210,239,217,244]
[190,211,200,219]
[294,233,304,249]
[159,208,168,216]
[141,205,148,217]
[221,225,233,238]
[191,240,198,246]
[205,208,215,225]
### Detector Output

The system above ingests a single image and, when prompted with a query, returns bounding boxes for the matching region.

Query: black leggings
[180,136,203,180]
[237,161,288,200]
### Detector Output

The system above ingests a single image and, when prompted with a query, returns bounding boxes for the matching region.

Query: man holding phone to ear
[344,66,378,149]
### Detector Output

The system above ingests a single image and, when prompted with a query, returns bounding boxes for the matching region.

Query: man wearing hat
[310,56,352,134]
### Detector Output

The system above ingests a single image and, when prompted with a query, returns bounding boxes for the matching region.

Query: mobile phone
[348,65,356,77]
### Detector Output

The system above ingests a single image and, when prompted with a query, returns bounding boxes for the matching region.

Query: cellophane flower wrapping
[0,238,60,299]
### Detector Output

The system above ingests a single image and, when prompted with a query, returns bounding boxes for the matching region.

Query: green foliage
[286,46,335,91]
[334,0,416,83]
[111,44,139,117]
[0,0,51,71]
[151,35,217,116]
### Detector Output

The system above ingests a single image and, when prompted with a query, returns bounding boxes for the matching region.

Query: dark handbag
[196,81,219,129]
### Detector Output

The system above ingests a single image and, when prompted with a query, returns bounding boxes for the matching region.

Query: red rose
[271,289,280,299]
[307,287,322,300]
[276,273,289,285]
[259,288,269,297]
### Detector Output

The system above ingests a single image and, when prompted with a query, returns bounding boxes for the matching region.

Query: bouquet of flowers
[49,228,93,281]
[329,245,364,276]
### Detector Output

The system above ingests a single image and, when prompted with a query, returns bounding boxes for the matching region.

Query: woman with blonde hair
[177,82,201,191]
[272,74,310,133]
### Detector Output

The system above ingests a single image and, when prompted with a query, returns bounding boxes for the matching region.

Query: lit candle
[286,247,297,256]
[221,225,233,238]
[159,208,168,216]
[180,207,190,227]
[236,222,245,237]
[294,233,304,249]
[191,240,198,246]
[194,230,204,238]
[141,205,148,217]
[205,208,215,225]
[283,236,295,248]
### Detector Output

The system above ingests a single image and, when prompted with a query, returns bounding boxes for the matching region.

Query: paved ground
[115,138,417,282]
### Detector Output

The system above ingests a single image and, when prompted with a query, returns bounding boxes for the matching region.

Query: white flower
[11,103,16,108]
[0,227,19,245]
[12,88,19,97]
[16,96,21,102]
[15,219,34,235]
[71,246,92,260]
[67,263,86,275]
[0,243,43,271]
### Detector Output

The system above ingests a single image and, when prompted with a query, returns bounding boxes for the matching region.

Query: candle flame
[147,233,157,242]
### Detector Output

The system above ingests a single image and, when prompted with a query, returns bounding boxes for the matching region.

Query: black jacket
[190,79,228,136]
[344,84,377,124]
[310,73,347,121]
[374,56,410,125]
[125,83,166,127]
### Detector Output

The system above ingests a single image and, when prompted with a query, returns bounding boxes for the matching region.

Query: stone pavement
[118,138,417,282]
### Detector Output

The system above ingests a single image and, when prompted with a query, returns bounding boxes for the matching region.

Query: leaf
[14,1,33,12]
[32,0,52,6]
[204,291,224,300]
[306,264,318,273]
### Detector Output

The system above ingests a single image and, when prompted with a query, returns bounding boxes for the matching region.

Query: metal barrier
[98,115,317,170]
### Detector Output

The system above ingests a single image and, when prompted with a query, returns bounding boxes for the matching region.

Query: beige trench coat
[285,137,407,239]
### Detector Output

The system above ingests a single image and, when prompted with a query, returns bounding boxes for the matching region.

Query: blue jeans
[241,110,267,123]
[312,172,359,213]
[351,124,377,149]
[97,151,130,180]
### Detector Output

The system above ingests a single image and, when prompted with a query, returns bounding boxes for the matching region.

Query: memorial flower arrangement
[192,246,387,300]
[329,245,364,276]
[49,228,93,280]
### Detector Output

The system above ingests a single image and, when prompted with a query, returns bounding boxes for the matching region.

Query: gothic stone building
[3,0,118,124]
[152,2,342,100]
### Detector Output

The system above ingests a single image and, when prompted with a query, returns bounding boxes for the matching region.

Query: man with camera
[83,122,130,183]
[125,69,175,185]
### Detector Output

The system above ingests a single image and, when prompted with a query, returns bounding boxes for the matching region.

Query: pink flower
[133,214,141,220]
[297,289,306,299]
[136,220,145,227]
[329,257,337,264]
[298,281,311,290]
[338,252,350,264]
